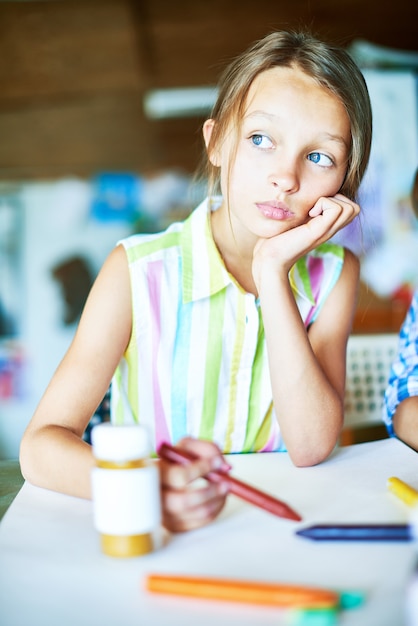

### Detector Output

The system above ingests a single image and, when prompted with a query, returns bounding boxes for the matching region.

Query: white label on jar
[91,465,161,535]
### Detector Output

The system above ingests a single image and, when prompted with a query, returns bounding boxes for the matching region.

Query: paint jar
[91,423,161,557]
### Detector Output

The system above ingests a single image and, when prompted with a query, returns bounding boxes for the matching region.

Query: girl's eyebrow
[244,111,349,149]
[316,132,349,150]
[244,110,278,122]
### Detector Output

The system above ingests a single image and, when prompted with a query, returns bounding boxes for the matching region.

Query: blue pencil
[296,524,412,541]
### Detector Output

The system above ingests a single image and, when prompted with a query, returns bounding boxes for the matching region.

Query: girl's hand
[253,193,359,281]
[159,437,229,533]
[306,193,359,238]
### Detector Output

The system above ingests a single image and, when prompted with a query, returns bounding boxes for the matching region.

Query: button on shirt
[383,290,418,435]
[111,198,344,454]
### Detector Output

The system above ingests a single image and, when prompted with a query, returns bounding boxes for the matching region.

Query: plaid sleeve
[383,291,418,435]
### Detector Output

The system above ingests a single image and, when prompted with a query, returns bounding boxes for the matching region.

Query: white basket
[344,333,399,428]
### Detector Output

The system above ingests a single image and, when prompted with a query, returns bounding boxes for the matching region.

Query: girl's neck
[210,207,258,296]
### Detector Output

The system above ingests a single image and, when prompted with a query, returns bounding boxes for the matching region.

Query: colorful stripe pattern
[111,198,344,454]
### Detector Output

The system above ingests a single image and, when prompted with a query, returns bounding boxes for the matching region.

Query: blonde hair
[203,30,372,202]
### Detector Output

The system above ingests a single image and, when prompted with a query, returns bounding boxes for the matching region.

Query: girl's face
[207,65,351,245]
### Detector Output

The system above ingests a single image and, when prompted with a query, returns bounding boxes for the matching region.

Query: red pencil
[158,442,302,522]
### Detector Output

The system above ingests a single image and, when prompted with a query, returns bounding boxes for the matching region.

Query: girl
[20,30,372,532]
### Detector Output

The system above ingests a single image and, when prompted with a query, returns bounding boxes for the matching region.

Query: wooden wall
[0,0,417,179]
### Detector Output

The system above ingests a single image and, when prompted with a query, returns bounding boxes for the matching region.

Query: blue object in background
[91,173,142,223]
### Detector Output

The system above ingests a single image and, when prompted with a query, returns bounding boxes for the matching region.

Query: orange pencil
[145,573,339,609]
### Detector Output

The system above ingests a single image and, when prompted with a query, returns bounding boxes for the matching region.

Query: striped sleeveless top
[111,198,344,454]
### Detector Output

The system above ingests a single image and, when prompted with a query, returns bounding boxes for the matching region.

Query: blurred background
[0,0,417,459]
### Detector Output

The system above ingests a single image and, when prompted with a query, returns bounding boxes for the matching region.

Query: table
[0,459,24,521]
[1,438,418,626]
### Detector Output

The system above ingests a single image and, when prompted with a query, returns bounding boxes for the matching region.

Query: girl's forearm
[258,274,343,466]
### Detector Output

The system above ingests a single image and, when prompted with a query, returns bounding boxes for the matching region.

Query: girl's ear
[203,119,221,167]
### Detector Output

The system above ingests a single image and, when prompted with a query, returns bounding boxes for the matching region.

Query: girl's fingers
[159,437,230,489]
[308,194,360,221]
[158,436,230,532]
[162,491,227,533]
[305,195,359,241]
[162,479,228,533]
[179,436,232,471]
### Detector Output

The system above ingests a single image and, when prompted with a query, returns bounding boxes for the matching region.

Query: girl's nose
[268,160,299,194]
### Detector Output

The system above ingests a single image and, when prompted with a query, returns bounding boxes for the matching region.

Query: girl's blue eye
[308,152,333,167]
[251,134,273,149]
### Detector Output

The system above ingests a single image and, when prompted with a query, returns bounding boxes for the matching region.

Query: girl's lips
[256,202,294,220]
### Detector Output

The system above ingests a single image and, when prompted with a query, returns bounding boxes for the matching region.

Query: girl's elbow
[288,438,337,468]
[290,451,324,468]
[19,432,33,482]
[19,427,42,485]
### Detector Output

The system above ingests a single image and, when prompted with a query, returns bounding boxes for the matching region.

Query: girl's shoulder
[117,199,211,263]
[117,217,190,264]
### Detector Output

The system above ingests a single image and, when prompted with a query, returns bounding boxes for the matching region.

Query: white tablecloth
[1,438,418,626]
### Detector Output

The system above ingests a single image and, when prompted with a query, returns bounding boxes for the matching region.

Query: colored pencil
[157,442,302,521]
[146,573,339,608]
[387,476,418,507]
[296,524,411,541]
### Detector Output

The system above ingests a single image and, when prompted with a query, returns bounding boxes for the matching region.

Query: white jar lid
[91,423,151,461]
